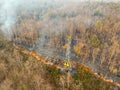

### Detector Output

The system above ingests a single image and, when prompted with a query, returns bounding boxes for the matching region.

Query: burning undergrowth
[0,0,120,84]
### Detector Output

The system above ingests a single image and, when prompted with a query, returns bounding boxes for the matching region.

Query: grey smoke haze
[0,0,120,84]
[0,0,41,37]
[0,0,54,37]
[0,0,119,37]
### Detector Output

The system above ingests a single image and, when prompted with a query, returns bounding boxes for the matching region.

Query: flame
[14,43,120,87]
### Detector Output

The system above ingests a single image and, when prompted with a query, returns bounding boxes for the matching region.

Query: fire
[30,52,36,57]
[14,44,120,88]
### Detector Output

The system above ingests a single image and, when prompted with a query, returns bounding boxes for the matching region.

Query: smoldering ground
[0,0,120,83]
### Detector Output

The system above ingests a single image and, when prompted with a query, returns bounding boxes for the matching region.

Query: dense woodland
[0,1,120,90]
[0,35,118,90]
[10,2,120,82]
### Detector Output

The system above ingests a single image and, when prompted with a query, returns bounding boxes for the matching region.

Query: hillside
[0,0,120,90]
[0,37,118,90]
[10,1,120,83]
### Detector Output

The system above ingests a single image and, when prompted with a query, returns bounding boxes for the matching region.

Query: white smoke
[0,0,119,37]
[0,0,17,37]
[0,0,50,37]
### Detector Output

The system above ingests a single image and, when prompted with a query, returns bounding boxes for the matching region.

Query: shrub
[90,34,101,48]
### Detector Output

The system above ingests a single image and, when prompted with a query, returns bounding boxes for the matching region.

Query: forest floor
[0,38,119,90]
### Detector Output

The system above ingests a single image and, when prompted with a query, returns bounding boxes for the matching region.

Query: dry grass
[0,39,55,90]
[0,1,120,90]
[0,38,118,90]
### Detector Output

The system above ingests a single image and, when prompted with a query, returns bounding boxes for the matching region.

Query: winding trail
[13,43,120,88]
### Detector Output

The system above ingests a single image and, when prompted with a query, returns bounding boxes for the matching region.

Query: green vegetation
[90,34,101,48]
[93,10,104,17]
